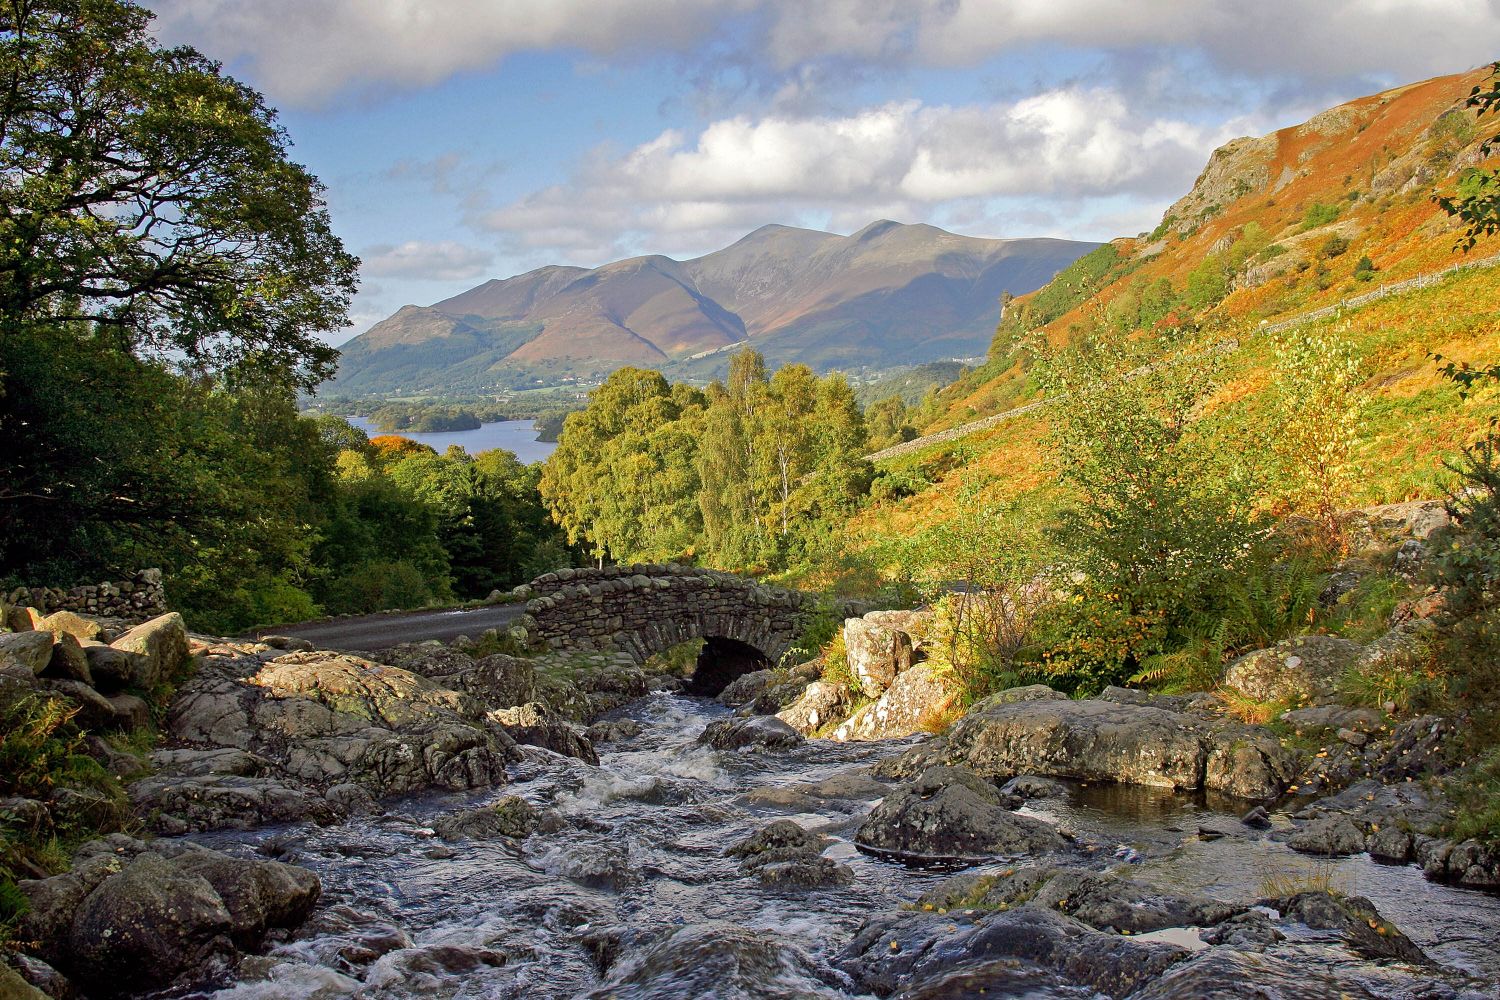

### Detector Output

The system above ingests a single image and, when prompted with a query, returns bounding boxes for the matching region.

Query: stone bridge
[516,564,832,693]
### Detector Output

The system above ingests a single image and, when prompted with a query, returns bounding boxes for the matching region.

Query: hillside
[821,67,1500,588]
[328,222,1098,395]
[921,67,1500,433]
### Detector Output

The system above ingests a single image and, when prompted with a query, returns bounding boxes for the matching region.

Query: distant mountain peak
[328,222,1101,395]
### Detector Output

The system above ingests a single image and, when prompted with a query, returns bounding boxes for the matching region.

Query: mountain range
[328,222,1098,395]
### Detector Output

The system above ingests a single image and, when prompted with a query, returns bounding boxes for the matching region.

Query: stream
[170,692,1500,999]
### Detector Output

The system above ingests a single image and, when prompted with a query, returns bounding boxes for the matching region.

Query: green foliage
[1448,748,1500,845]
[1299,201,1343,231]
[1030,331,1263,690]
[1436,62,1500,252]
[1354,255,1377,282]
[0,0,357,388]
[540,350,872,572]
[1266,329,1367,550]
[1185,255,1230,310]
[1019,244,1121,328]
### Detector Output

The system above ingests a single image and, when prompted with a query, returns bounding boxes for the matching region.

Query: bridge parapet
[516,563,825,667]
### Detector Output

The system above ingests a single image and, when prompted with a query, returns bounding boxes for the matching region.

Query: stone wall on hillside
[4,569,167,623]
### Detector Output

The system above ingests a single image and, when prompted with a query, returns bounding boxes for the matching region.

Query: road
[246,602,527,651]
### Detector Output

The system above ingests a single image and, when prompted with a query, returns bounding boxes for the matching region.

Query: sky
[145,1,1500,345]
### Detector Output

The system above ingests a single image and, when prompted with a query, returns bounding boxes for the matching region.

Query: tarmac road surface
[245,602,527,651]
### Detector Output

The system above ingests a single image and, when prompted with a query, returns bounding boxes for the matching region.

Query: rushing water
[346,416,557,464]
[172,692,1500,999]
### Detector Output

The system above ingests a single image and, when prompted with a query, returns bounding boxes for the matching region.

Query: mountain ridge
[329,222,1099,395]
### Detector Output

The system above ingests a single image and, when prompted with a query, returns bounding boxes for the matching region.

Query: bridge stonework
[516,564,820,667]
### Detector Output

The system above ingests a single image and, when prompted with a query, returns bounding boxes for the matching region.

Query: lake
[347,416,557,464]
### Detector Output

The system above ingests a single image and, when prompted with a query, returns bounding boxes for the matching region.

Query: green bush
[322,558,435,614]
[1318,234,1350,259]
[1299,202,1342,231]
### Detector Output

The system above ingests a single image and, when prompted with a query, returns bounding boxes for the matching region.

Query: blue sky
[147,1,1500,344]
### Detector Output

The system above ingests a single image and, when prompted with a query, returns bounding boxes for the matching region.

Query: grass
[1446,749,1500,846]
[1258,862,1345,899]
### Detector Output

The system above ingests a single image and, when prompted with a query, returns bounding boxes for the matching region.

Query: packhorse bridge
[517,563,831,694]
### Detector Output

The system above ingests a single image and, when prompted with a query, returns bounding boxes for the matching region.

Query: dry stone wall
[517,563,822,667]
[4,569,166,623]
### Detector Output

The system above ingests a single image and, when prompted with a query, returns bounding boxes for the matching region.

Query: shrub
[323,558,435,614]
[1318,234,1350,259]
[1299,202,1342,231]
[1353,255,1376,282]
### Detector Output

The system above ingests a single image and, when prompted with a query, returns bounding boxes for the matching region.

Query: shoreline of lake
[347,416,557,464]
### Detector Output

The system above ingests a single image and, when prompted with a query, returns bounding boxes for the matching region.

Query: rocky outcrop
[1285,777,1500,888]
[105,612,190,689]
[17,836,318,995]
[856,765,1068,859]
[830,662,951,741]
[489,701,598,764]
[880,691,1297,800]
[434,795,560,841]
[1224,634,1363,704]
[151,644,517,832]
[584,923,837,999]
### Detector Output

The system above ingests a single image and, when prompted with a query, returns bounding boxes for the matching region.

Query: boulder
[108,612,190,688]
[881,696,1296,800]
[586,718,642,743]
[82,644,150,691]
[35,611,104,643]
[585,923,835,1000]
[838,905,1187,1000]
[0,631,55,675]
[1224,634,1363,704]
[832,662,952,741]
[42,634,92,685]
[844,614,914,697]
[490,702,598,764]
[434,795,551,841]
[726,819,852,887]
[856,765,1067,859]
[698,714,803,751]
[21,842,320,994]
[467,653,538,708]
[776,679,851,735]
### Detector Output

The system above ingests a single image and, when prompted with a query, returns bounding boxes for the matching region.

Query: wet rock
[0,961,50,999]
[169,849,321,949]
[390,943,507,976]
[1132,950,1378,1000]
[490,701,599,764]
[586,718,642,743]
[576,663,650,716]
[585,923,837,1000]
[999,775,1068,799]
[833,663,952,741]
[1240,805,1271,829]
[776,679,852,735]
[435,795,554,841]
[109,612,190,689]
[5,955,71,999]
[1200,910,1284,952]
[717,668,779,707]
[1223,634,1363,704]
[839,906,1187,999]
[1273,891,1428,964]
[698,714,803,751]
[856,766,1067,859]
[882,697,1296,800]
[918,866,1238,933]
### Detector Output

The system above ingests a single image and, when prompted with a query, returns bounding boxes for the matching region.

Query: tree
[0,0,358,384]
[1032,332,1260,688]
[1437,62,1500,252]
[1267,329,1366,551]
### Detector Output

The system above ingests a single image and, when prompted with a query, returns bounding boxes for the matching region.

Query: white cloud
[147,0,1500,107]
[475,86,1259,261]
[361,240,495,280]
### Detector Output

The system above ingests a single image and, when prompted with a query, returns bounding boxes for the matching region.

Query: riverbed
[172,691,1500,999]
[346,416,557,464]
